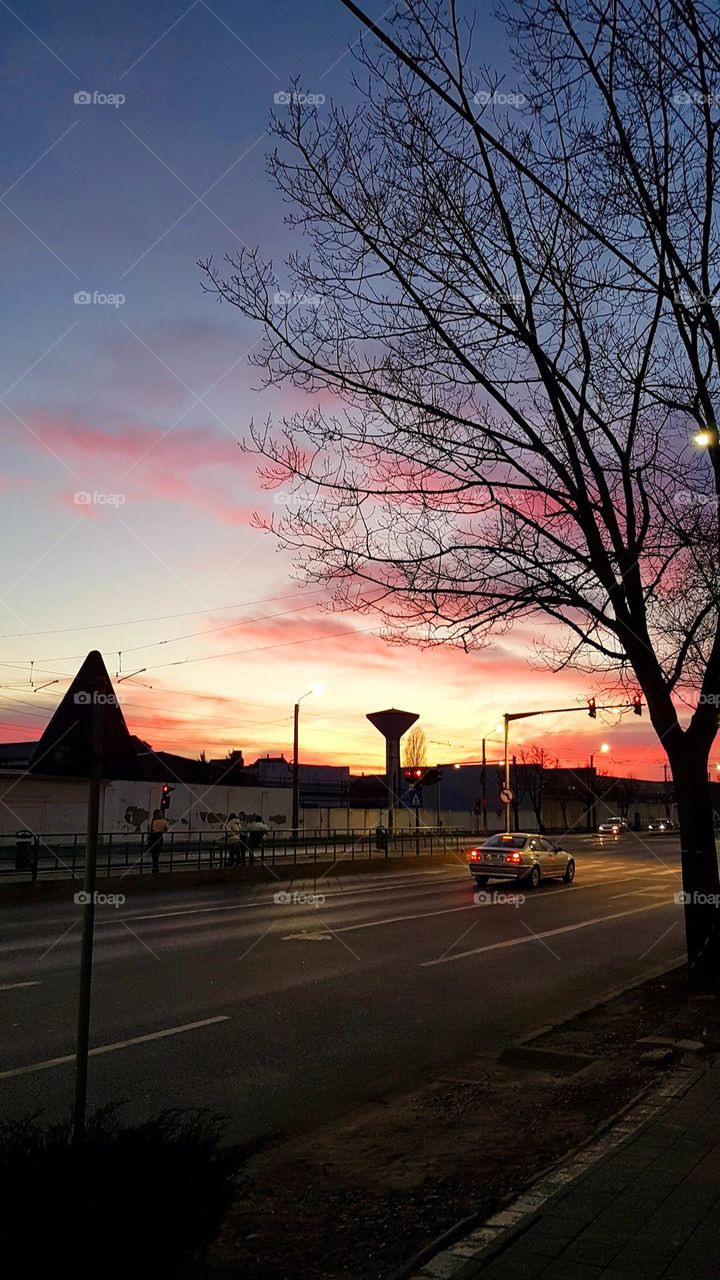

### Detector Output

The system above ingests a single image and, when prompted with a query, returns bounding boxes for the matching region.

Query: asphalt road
[0,834,688,1143]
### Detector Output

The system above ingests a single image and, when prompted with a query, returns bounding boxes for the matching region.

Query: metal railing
[0,826,477,883]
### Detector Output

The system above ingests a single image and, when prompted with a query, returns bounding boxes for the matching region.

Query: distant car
[598,816,628,834]
[466,833,575,890]
[648,818,675,832]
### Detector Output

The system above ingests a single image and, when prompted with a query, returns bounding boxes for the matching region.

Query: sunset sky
[0,0,697,780]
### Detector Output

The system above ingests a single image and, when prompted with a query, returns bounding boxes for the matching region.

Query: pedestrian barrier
[0,826,477,882]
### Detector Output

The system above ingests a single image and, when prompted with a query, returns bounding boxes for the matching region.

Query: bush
[0,1106,243,1278]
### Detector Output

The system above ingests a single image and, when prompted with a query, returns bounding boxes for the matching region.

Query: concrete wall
[300,807,487,833]
[0,775,292,838]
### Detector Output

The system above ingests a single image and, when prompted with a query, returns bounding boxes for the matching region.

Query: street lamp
[693,429,715,447]
[589,742,610,771]
[291,685,323,835]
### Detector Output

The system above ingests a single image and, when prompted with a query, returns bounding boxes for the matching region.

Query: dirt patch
[198,966,717,1280]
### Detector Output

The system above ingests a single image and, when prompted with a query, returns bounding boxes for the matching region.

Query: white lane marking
[0,981,40,991]
[0,1015,229,1081]
[0,869,668,954]
[610,887,672,899]
[329,873,663,934]
[120,870,469,923]
[421,901,672,966]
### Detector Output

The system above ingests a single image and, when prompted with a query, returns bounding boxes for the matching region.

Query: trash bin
[15,829,33,872]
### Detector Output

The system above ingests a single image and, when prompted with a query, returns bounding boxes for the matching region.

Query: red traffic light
[160,783,173,811]
[632,693,643,716]
[403,767,426,781]
[588,697,597,719]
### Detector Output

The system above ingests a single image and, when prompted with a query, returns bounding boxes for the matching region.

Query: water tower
[366,707,419,829]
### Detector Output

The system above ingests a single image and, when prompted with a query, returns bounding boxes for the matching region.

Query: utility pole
[291,700,300,835]
[73,689,104,1147]
[481,738,488,834]
[503,715,511,832]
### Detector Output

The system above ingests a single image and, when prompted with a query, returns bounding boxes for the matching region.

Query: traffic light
[632,693,643,716]
[403,766,441,787]
[160,784,173,812]
[403,767,426,782]
[588,697,597,719]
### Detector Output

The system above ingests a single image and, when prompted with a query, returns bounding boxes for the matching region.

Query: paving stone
[536,1261,604,1279]
[556,1233,623,1266]
[662,1263,720,1280]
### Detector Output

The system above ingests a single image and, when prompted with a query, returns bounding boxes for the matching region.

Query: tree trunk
[668,746,720,989]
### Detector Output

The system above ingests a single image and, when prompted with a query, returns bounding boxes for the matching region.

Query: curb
[390,1063,701,1280]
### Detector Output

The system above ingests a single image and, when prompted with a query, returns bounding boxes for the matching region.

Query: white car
[598,816,628,834]
[466,833,576,890]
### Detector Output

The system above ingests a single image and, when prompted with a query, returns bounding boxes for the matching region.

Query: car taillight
[506,852,522,863]
[468,849,479,860]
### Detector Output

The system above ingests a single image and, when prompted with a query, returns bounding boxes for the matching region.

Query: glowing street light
[694,429,716,447]
[590,742,610,769]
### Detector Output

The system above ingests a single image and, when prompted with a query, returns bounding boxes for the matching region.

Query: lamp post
[481,728,503,834]
[589,743,610,833]
[291,686,323,836]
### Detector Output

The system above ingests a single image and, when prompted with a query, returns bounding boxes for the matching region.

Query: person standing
[147,808,169,874]
[246,814,269,865]
[225,812,243,866]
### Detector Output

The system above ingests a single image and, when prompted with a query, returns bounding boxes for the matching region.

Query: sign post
[73,691,104,1147]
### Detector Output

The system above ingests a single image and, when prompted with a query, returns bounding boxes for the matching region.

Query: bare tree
[545,768,582,833]
[202,0,720,982]
[606,774,643,822]
[519,745,560,832]
[403,724,428,768]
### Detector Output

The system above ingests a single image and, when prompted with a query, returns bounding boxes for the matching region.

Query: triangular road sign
[29,650,142,779]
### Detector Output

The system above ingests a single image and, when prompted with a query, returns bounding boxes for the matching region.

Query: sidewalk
[414,1058,720,1280]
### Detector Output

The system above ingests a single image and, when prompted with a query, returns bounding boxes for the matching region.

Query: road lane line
[120,871,469,923]
[0,981,40,991]
[0,871,670,954]
[329,874,666,934]
[610,887,672,899]
[0,1015,229,1081]
[421,901,671,966]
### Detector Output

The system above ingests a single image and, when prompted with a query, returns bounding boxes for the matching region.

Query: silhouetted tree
[204,0,720,982]
[402,725,428,767]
